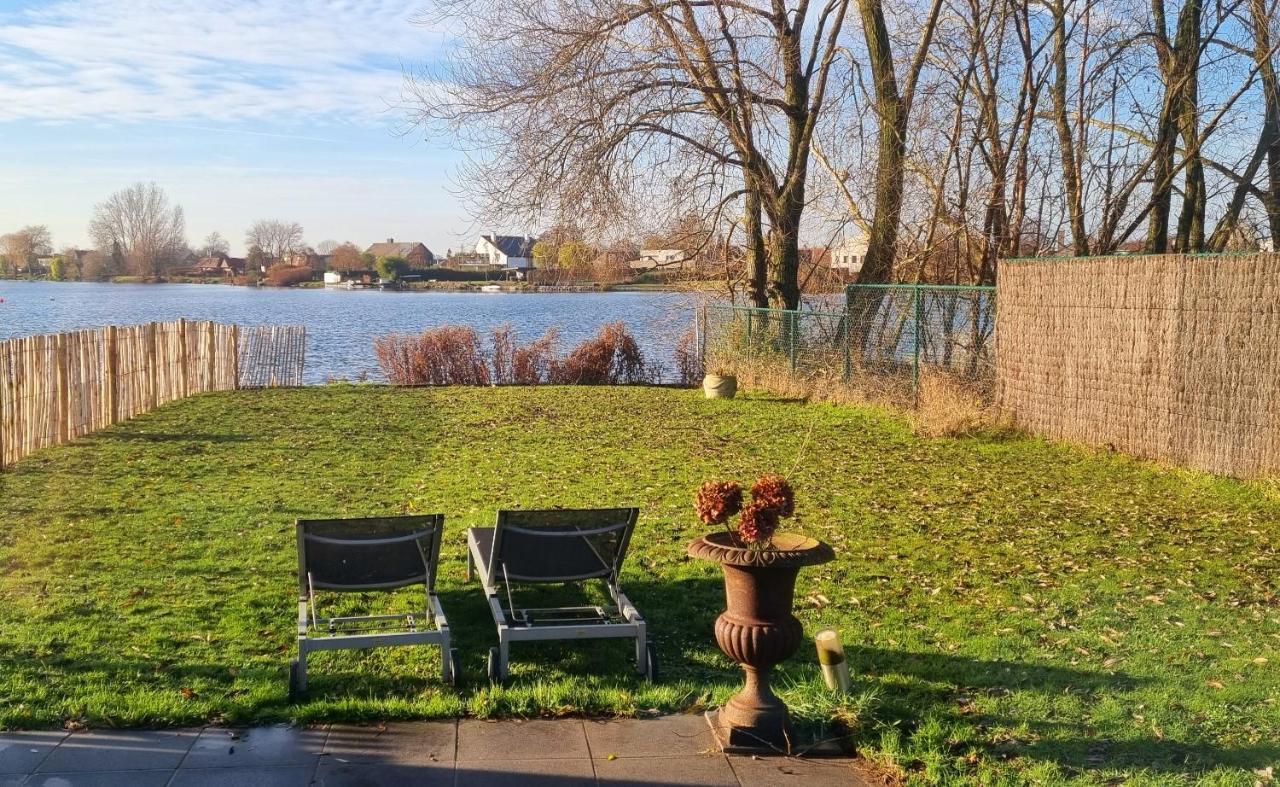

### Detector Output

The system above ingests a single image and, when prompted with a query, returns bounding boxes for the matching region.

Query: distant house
[194,254,246,276]
[365,239,433,268]
[476,234,536,270]
[628,249,693,272]
[283,250,332,272]
[831,234,868,273]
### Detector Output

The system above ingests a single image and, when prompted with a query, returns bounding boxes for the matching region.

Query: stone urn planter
[702,373,737,399]
[688,530,835,753]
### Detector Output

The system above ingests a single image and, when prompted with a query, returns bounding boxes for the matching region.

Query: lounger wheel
[487,646,507,685]
[644,639,658,683]
[288,659,304,702]
[447,648,462,687]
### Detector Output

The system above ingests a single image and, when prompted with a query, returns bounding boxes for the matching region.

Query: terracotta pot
[703,374,737,399]
[687,531,835,753]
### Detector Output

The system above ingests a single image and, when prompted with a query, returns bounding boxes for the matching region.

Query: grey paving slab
[324,722,456,765]
[314,760,455,786]
[0,732,66,775]
[453,758,596,787]
[584,715,717,759]
[34,729,198,773]
[23,769,175,786]
[594,753,737,786]
[456,719,589,762]
[181,725,328,769]
[729,754,873,787]
[169,764,317,787]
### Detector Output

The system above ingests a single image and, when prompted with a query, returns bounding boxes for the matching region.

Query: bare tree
[315,239,340,255]
[409,0,854,309]
[245,220,305,263]
[1209,0,1280,249]
[199,231,231,258]
[2,225,53,272]
[89,183,186,279]
[852,0,944,285]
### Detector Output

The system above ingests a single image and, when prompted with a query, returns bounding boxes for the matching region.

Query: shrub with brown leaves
[549,322,648,384]
[374,326,491,385]
[491,325,559,385]
[695,480,743,526]
[263,264,313,287]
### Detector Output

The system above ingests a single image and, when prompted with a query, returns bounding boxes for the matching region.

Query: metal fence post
[695,305,704,372]
[789,310,798,371]
[843,314,852,383]
[912,285,922,406]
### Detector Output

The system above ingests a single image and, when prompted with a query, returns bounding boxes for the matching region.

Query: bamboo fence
[996,253,1280,478]
[0,320,305,468]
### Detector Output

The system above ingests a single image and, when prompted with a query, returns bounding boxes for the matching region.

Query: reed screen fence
[0,320,305,468]
[997,253,1280,478]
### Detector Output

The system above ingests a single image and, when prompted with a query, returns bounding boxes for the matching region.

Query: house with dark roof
[194,253,246,276]
[476,233,537,270]
[364,239,434,268]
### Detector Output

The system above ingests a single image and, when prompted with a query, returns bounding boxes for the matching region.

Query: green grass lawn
[1,386,1277,784]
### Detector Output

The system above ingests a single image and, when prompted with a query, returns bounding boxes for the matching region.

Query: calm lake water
[0,281,700,383]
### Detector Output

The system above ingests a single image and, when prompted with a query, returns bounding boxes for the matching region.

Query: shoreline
[0,276,727,294]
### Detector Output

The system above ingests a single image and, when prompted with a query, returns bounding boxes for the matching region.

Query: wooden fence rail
[0,320,305,468]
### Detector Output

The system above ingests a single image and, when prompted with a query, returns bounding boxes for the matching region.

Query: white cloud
[0,0,441,122]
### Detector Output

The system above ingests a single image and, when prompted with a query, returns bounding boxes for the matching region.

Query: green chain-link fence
[699,284,995,408]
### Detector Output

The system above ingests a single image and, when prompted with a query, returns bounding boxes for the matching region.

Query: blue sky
[0,0,483,255]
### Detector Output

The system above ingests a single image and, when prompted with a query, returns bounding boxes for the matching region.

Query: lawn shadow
[846,646,1276,776]
[850,645,1149,694]
[432,574,734,684]
[1014,730,1280,775]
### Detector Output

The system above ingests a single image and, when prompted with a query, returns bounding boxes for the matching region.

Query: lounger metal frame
[465,507,652,683]
[293,514,457,695]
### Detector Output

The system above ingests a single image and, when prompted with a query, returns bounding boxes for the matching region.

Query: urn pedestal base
[704,709,853,756]
[704,708,791,755]
[687,531,837,757]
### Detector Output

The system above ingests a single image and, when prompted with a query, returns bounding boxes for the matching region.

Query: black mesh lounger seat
[292,515,459,698]
[465,507,654,684]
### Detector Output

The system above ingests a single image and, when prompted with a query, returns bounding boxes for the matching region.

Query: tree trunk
[1051,0,1088,256]
[1174,63,1205,251]
[1146,0,1201,253]
[744,187,769,308]
[768,207,803,310]
[855,0,904,285]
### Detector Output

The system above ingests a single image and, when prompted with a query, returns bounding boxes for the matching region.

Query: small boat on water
[479,284,503,293]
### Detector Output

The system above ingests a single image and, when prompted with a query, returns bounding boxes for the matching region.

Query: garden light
[815,629,850,694]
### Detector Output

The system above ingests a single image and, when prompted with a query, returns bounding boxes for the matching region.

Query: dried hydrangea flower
[695,480,743,526]
[750,474,795,518]
[737,502,780,545]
